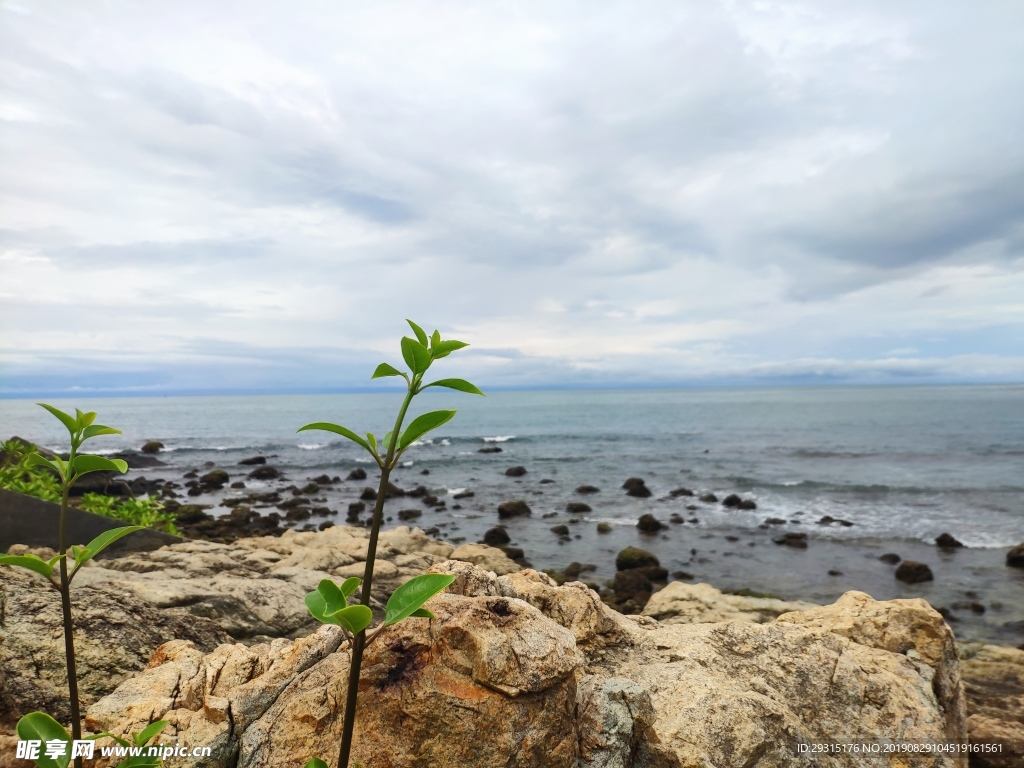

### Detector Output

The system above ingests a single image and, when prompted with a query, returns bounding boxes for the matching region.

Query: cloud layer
[2,0,1022,395]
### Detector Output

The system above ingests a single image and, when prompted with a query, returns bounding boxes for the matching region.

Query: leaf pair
[305,578,373,634]
[38,403,122,447]
[16,712,167,768]
[0,525,143,582]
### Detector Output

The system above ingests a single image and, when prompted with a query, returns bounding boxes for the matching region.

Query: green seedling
[0,405,144,768]
[17,711,168,768]
[299,320,482,768]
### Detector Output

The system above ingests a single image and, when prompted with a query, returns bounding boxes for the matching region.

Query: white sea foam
[482,435,515,442]
[297,443,323,450]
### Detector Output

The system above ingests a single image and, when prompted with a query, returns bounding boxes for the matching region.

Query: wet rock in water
[347,502,366,515]
[699,493,718,503]
[420,469,430,475]
[550,524,570,536]
[140,440,164,454]
[200,468,230,489]
[300,482,320,495]
[505,466,527,477]
[386,482,406,498]
[318,521,334,531]
[721,494,742,508]
[576,484,600,494]
[563,562,596,580]
[500,546,526,562]
[616,546,659,571]
[737,499,757,510]
[497,500,532,518]
[669,487,694,497]
[347,467,367,481]
[539,478,555,484]
[828,569,843,576]
[935,532,964,549]
[406,485,428,498]
[950,600,986,614]
[230,481,246,489]
[895,561,934,583]
[879,552,902,565]
[478,445,503,453]
[1007,543,1024,568]
[311,474,333,485]
[248,466,281,480]
[285,507,312,521]
[453,490,475,499]
[398,509,422,521]
[622,477,652,498]
[773,532,808,549]
[636,514,666,533]
[818,515,836,525]
[566,502,591,513]
[239,455,266,465]
[483,526,510,547]
[596,522,612,534]
[360,487,377,501]
[763,517,786,526]
[613,569,653,599]
[669,513,684,524]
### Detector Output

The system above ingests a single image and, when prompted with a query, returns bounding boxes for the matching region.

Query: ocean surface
[3,384,1022,642]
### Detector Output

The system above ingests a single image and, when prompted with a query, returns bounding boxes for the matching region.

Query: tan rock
[959,642,1024,768]
[643,581,818,625]
[449,542,521,575]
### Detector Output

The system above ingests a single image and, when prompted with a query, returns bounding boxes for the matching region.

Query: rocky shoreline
[1,524,1022,767]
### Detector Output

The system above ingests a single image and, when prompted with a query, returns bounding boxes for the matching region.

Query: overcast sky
[1,0,1022,396]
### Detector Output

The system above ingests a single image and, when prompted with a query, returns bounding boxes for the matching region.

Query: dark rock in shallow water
[671,570,694,580]
[385,482,406,498]
[575,484,600,494]
[239,456,266,466]
[636,514,666,533]
[699,493,718,503]
[248,466,281,480]
[550,524,569,536]
[828,569,843,576]
[616,546,659,571]
[311,474,333,485]
[670,487,693,497]
[669,513,684,524]
[596,522,612,534]
[318,521,334,531]
[200,469,229,488]
[722,494,742,508]
[935,532,964,549]
[773,532,808,549]
[478,446,502,453]
[764,517,786,526]
[230,481,245,489]
[406,485,428,498]
[505,466,527,477]
[360,487,377,501]
[397,509,422,521]
[737,499,757,510]
[622,477,652,498]
[1008,543,1024,568]
[539,478,554,484]
[347,467,367,481]
[613,569,652,598]
[879,552,902,564]
[348,502,365,515]
[895,561,934,583]
[453,490,475,499]
[497,500,531,518]
[566,502,591,513]
[140,440,164,454]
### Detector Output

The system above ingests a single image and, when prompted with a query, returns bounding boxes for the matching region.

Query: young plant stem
[58,478,84,768]
[336,382,416,768]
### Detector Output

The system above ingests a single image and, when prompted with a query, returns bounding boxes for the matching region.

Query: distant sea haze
[3,384,1021,549]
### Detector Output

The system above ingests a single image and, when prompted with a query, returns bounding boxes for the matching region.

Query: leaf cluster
[17,711,168,768]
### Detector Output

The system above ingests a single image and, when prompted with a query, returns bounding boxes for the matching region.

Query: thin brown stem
[58,481,84,768]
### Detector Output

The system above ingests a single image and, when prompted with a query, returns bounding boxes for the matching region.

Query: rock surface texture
[81,559,968,767]
[958,642,1024,768]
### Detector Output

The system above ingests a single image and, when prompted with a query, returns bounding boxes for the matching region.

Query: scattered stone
[699,493,717,503]
[248,466,281,480]
[616,546,659,571]
[895,561,934,584]
[622,478,652,498]
[1008,543,1024,569]
[818,515,836,525]
[669,514,684,524]
[566,502,591,513]
[879,553,902,565]
[575,485,600,495]
[453,490,475,500]
[644,582,818,625]
[539,479,555,484]
[951,601,986,614]
[596,522,612,534]
[636,514,666,533]
[669,487,693,497]
[311,474,333,485]
[828,569,843,576]
[772,532,808,549]
[505,466,527,477]
[318,521,334,531]
[478,446,503,453]
[737,499,757,510]
[497,500,531,519]
[239,456,266,466]
[550,525,570,536]
[935,532,964,549]
[360,487,377,501]
[721,494,742,508]
[763,517,786,525]
[140,441,164,454]
[482,526,510,547]
[230,481,246,489]
[347,468,367,481]
[199,468,230,488]
[398,509,422,521]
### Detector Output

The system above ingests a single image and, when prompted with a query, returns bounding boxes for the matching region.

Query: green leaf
[38,402,77,436]
[316,578,349,616]
[305,589,333,624]
[385,573,455,625]
[381,431,394,452]
[366,433,377,454]
[72,454,128,476]
[298,422,371,453]
[430,339,469,359]
[399,410,456,450]
[83,424,121,440]
[410,607,435,619]
[27,452,64,476]
[16,712,71,768]
[0,553,53,578]
[401,336,432,374]
[406,319,429,346]
[371,362,404,379]
[423,378,484,396]
[430,329,441,347]
[133,720,169,747]
[304,760,329,768]
[79,526,145,565]
[340,576,361,599]
[332,604,373,634]
[75,409,97,428]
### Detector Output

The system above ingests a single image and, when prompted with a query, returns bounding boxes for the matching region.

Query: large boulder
[1006,542,1024,568]
[448,543,521,576]
[83,562,968,768]
[643,582,818,625]
[959,642,1024,768]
